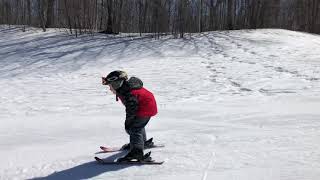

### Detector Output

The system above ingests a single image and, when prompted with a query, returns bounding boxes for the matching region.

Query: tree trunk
[199,0,202,32]
[105,0,114,34]
[38,0,49,32]
[46,0,55,28]
[227,0,234,30]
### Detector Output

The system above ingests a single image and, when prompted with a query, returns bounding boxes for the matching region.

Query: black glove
[125,119,132,130]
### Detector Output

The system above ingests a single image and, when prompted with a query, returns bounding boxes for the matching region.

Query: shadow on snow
[29,151,143,180]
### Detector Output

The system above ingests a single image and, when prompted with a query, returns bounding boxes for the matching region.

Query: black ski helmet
[104,70,128,89]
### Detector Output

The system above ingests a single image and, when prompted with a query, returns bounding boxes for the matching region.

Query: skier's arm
[124,94,139,129]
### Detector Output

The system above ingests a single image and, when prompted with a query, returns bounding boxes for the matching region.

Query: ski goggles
[102,76,119,85]
[102,78,124,90]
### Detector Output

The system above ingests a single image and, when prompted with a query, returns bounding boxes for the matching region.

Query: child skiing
[102,70,158,162]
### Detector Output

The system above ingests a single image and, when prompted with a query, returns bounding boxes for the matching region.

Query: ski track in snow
[0,26,320,180]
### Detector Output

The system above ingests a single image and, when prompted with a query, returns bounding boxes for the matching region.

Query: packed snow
[0,26,320,180]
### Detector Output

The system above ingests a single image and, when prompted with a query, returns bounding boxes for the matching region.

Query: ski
[96,138,164,154]
[94,156,164,165]
[97,144,164,154]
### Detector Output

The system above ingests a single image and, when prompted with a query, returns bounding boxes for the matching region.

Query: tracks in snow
[196,31,320,97]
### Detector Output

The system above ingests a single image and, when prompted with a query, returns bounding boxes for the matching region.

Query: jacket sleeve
[124,93,139,129]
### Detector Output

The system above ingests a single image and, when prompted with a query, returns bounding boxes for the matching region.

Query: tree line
[0,0,319,37]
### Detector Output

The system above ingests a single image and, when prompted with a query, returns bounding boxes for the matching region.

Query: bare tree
[38,0,48,31]
[227,0,234,30]
[46,0,55,28]
[105,0,114,34]
[1,0,320,36]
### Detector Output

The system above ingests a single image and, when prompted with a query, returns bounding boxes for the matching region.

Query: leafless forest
[0,0,319,37]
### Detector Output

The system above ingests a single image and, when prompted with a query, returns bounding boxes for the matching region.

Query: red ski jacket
[130,87,158,117]
[117,77,157,120]
[118,87,158,117]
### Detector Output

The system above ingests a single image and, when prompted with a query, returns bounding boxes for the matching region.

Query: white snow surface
[1,26,320,180]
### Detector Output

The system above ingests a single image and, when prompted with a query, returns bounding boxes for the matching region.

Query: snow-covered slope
[1,26,320,180]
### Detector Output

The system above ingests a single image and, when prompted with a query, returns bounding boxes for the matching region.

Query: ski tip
[155,161,165,165]
[100,146,112,151]
[95,156,107,164]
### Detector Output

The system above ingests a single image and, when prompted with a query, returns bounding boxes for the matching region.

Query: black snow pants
[125,116,150,150]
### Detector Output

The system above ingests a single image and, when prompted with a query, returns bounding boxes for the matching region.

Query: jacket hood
[128,77,143,89]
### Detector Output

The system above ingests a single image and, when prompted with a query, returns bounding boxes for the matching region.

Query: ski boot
[117,148,144,162]
[120,138,155,150]
[144,138,154,149]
